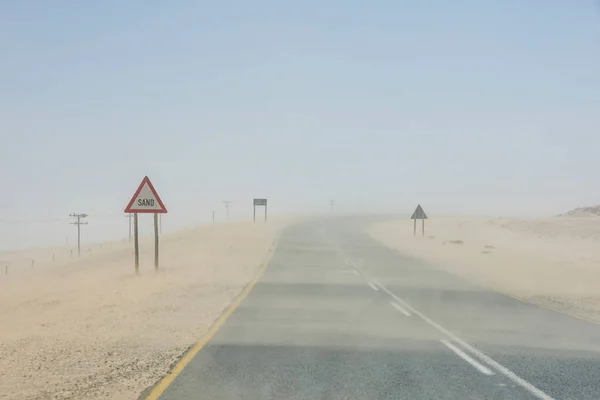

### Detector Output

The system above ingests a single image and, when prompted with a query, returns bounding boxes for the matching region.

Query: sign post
[253,199,268,223]
[153,213,159,271]
[410,204,428,237]
[134,213,140,272]
[124,176,168,273]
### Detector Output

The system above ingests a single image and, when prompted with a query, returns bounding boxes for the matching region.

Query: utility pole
[124,213,132,242]
[69,213,89,256]
[330,200,336,213]
[223,201,232,220]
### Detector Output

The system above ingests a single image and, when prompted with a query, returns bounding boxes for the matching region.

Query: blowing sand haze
[368,215,600,323]
[0,219,291,400]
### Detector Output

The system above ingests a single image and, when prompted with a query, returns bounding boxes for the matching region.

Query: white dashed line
[441,340,494,376]
[368,282,379,291]
[360,267,554,400]
[336,249,555,400]
[389,301,411,316]
[336,270,359,275]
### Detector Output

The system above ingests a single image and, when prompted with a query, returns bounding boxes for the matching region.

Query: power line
[69,213,88,256]
[0,217,70,223]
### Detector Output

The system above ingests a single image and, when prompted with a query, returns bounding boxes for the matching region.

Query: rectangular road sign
[124,176,168,214]
[254,198,267,206]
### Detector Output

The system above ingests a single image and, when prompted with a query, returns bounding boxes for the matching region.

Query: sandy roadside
[0,218,294,400]
[367,216,600,324]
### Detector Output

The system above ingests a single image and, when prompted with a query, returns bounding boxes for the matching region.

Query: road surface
[142,217,600,399]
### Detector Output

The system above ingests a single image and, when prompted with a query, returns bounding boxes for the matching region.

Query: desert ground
[368,214,600,324]
[0,218,291,400]
[4,212,600,399]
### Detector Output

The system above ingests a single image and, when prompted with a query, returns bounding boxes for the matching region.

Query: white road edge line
[389,301,411,317]
[356,268,555,400]
[368,282,380,291]
[441,340,494,376]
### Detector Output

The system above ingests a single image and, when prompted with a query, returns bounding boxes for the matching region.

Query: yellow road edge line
[144,237,281,400]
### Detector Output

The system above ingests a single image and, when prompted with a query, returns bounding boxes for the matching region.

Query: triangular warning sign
[410,204,427,220]
[124,176,168,214]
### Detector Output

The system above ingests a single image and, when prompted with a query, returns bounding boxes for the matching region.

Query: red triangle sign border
[124,176,168,214]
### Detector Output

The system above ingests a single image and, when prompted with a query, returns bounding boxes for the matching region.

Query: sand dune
[0,219,292,400]
[368,216,600,324]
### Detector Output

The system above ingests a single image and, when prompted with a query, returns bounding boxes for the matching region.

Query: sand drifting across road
[0,219,291,400]
[368,216,600,324]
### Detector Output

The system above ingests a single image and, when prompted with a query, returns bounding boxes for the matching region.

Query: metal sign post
[124,176,168,273]
[154,213,159,271]
[410,204,428,237]
[253,198,268,223]
[134,213,140,273]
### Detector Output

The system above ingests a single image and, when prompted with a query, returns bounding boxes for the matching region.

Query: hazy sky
[1,1,599,249]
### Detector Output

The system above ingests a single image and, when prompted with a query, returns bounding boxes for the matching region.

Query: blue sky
[1,1,599,248]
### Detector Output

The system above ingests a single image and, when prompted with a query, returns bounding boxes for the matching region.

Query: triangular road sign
[124,176,168,214]
[410,204,427,220]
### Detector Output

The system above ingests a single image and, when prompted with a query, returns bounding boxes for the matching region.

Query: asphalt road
[145,217,600,399]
